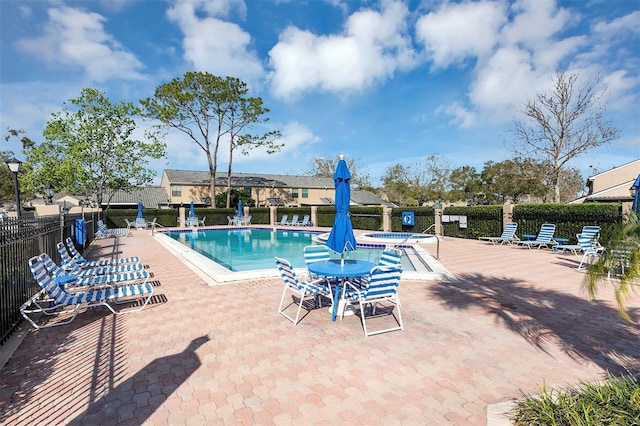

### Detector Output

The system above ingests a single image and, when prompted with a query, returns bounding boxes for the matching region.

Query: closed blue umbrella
[137,201,143,219]
[632,173,640,214]
[237,200,243,217]
[326,156,356,259]
[189,201,195,218]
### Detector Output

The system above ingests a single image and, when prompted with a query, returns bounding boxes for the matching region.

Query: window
[292,188,299,198]
[302,189,308,198]
[171,185,182,197]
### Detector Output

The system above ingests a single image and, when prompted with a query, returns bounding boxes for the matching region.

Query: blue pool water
[165,227,415,272]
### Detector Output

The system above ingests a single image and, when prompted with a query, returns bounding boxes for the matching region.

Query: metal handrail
[395,224,440,259]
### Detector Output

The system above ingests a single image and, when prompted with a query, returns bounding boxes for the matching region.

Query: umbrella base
[329,299,355,317]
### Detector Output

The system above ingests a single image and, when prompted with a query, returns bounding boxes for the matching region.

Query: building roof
[351,190,390,206]
[104,186,170,208]
[587,158,640,181]
[163,169,335,189]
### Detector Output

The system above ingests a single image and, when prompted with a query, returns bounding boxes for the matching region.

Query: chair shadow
[67,335,210,425]
[430,273,640,376]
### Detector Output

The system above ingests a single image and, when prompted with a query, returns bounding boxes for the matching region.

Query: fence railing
[0,213,97,344]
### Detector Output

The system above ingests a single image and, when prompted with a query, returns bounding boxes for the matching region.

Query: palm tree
[583,213,639,322]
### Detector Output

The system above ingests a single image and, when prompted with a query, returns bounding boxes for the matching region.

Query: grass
[510,373,640,425]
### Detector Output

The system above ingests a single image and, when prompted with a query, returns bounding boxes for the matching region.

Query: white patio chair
[341,265,404,337]
[275,257,332,325]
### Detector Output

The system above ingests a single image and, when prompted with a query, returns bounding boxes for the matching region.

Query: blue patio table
[307,259,376,322]
[552,237,570,252]
[522,234,536,241]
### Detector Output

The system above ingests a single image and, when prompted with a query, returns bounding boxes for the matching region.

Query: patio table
[307,259,376,322]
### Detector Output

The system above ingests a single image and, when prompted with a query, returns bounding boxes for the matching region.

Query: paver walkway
[1,229,638,425]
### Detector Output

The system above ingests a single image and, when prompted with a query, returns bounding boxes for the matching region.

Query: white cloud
[601,69,639,111]
[593,10,640,37]
[268,0,416,99]
[435,102,477,128]
[15,5,144,81]
[166,0,263,80]
[236,121,320,164]
[501,0,574,48]
[415,1,507,69]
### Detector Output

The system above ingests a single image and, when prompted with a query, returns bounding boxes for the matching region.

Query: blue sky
[1,0,639,187]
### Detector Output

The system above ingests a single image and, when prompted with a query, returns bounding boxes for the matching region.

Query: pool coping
[153,227,455,285]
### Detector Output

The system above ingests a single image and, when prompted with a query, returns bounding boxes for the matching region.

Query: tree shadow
[431,273,640,376]
[67,335,210,425]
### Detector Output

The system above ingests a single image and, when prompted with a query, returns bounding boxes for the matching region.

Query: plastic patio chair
[341,264,404,337]
[478,222,520,245]
[56,242,144,275]
[378,247,402,267]
[21,256,154,329]
[275,257,332,325]
[514,224,557,250]
[65,237,140,267]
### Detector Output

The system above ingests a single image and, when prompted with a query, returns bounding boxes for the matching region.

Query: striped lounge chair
[65,237,140,267]
[20,256,153,329]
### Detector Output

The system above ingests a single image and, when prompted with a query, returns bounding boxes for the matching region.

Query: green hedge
[104,203,623,242]
[513,203,621,244]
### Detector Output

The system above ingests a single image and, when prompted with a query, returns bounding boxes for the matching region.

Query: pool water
[166,228,415,272]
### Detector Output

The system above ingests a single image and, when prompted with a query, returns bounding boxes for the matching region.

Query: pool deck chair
[341,265,404,337]
[97,220,130,238]
[65,237,140,267]
[40,253,150,288]
[479,222,519,245]
[514,224,557,250]
[298,215,313,227]
[278,214,288,226]
[576,235,606,271]
[286,215,299,226]
[378,247,402,267]
[21,256,154,329]
[57,242,143,274]
[57,243,144,276]
[579,226,601,248]
[303,245,331,281]
[275,257,332,325]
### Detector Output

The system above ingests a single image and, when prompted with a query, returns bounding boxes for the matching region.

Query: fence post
[382,206,392,232]
[311,206,318,228]
[503,200,514,230]
[434,206,443,236]
[270,206,277,226]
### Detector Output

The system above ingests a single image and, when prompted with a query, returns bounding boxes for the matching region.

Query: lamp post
[5,158,22,219]
[45,183,54,205]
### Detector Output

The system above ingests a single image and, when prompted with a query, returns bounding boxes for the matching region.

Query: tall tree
[449,165,482,204]
[481,158,547,203]
[305,156,372,190]
[25,89,165,206]
[140,73,281,207]
[510,71,620,202]
[382,155,450,205]
[223,78,281,208]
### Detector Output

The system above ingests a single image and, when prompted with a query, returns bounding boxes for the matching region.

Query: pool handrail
[394,225,440,259]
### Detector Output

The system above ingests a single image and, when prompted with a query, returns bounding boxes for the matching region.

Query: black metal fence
[0,212,98,344]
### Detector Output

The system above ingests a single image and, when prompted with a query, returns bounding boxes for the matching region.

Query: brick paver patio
[1,228,638,425]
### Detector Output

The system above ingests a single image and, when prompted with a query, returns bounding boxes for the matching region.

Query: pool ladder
[394,224,440,260]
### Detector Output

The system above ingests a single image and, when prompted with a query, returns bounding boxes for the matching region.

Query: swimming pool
[164,228,415,272]
[154,227,453,284]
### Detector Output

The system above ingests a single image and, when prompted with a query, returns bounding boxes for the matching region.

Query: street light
[5,158,22,219]
[45,183,55,205]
